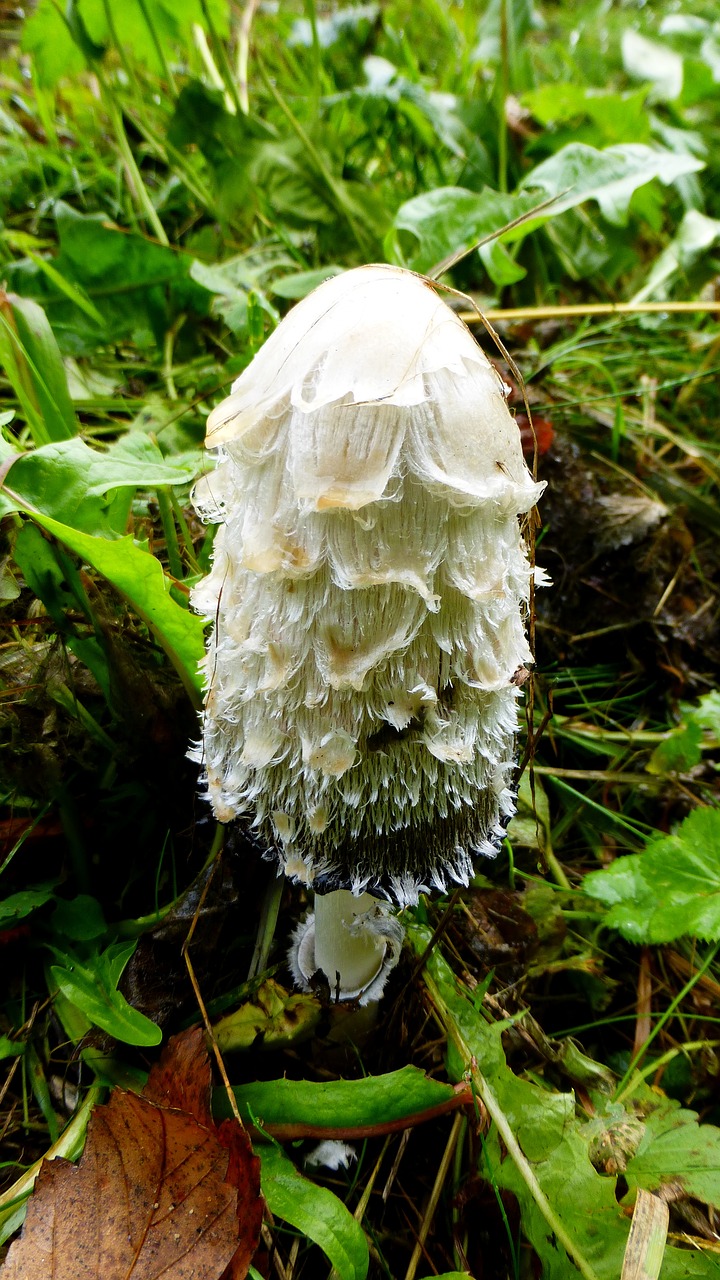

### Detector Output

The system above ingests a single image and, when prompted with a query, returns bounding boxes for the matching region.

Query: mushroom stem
[291,888,405,1004]
[313,890,387,998]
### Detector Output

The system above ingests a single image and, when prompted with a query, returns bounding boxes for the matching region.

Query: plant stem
[237,0,260,114]
[198,0,243,116]
[98,75,169,245]
[497,0,509,193]
[156,487,185,581]
[137,0,178,94]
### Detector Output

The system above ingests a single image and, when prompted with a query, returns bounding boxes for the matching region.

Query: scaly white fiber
[191,264,544,909]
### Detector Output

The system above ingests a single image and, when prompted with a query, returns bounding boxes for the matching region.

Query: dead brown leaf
[1,1029,263,1280]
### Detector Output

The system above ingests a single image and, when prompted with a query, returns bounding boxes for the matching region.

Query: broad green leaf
[49,941,161,1047]
[260,1145,368,1280]
[387,186,536,279]
[0,884,57,927]
[222,1065,459,1129]
[0,1035,24,1061]
[51,895,107,942]
[6,204,209,354]
[646,723,703,775]
[16,512,206,704]
[519,143,704,228]
[22,0,228,86]
[1,434,202,536]
[270,266,345,300]
[22,0,85,87]
[684,691,720,736]
[522,85,652,146]
[0,292,77,444]
[419,1274,472,1280]
[583,808,720,943]
[626,1110,720,1208]
[388,144,702,280]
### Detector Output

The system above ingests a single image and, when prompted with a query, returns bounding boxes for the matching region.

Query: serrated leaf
[222,1065,459,1131]
[409,925,720,1280]
[626,1114,720,1208]
[260,1145,368,1280]
[583,808,720,943]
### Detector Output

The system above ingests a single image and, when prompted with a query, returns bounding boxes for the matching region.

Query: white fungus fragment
[191,264,545,909]
[304,1141,358,1171]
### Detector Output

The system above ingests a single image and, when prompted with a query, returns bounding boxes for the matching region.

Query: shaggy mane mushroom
[191,264,545,1001]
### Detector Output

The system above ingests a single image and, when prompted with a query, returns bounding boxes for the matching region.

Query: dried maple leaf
[1,1029,263,1280]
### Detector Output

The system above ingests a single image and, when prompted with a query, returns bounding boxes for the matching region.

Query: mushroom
[191,264,545,1003]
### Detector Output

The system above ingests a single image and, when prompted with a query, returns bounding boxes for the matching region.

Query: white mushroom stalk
[191,265,545,1001]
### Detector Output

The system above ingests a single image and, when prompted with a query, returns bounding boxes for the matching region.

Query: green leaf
[0,884,57,927]
[583,808,720,943]
[223,1065,458,1129]
[12,521,113,700]
[6,203,209,354]
[522,85,652,146]
[0,1035,24,1061]
[260,1145,368,1280]
[51,895,107,942]
[419,1274,472,1280]
[0,293,77,444]
[49,941,161,1047]
[684,691,720,736]
[631,209,720,303]
[387,186,536,279]
[412,928,720,1280]
[519,143,703,228]
[1,434,202,536]
[16,512,206,704]
[388,144,702,280]
[646,722,703,775]
[23,0,228,87]
[270,266,345,300]
[626,1108,720,1207]
[21,0,84,86]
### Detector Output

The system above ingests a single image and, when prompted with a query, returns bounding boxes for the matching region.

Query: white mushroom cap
[200,264,540,515]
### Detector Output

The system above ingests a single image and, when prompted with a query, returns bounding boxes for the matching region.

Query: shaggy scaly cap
[191,265,544,908]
